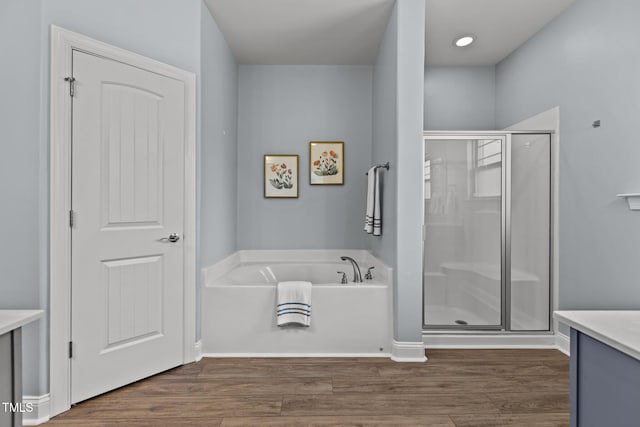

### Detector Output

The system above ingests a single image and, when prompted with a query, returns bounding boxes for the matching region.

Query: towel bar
[365,162,390,175]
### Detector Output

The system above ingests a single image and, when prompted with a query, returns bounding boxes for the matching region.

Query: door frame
[49,26,197,416]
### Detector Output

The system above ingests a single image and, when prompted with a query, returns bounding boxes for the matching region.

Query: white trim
[391,340,427,362]
[555,331,570,356]
[49,26,197,417]
[202,352,391,358]
[194,340,203,362]
[423,333,557,349]
[22,394,50,426]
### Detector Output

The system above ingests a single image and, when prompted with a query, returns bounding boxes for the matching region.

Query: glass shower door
[423,136,505,328]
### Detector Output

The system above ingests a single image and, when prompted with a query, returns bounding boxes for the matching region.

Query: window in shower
[424,158,431,199]
[473,139,501,198]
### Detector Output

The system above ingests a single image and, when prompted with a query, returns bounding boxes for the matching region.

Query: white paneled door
[70,50,185,403]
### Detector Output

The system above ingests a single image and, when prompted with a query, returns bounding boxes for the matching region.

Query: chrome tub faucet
[340,256,363,283]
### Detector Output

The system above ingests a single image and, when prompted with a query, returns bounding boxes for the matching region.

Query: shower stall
[423,132,552,332]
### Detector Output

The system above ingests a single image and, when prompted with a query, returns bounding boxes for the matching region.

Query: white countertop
[0,310,44,336]
[554,310,640,361]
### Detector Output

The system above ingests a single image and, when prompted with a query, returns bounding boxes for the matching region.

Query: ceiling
[205,0,576,66]
[204,0,395,65]
[425,0,576,66]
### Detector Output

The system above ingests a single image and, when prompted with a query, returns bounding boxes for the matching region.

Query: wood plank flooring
[44,349,569,426]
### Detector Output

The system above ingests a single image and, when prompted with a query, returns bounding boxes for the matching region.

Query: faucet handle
[337,271,348,284]
[365,266,375,280]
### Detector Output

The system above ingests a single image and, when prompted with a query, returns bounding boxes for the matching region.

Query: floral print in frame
[264,154,299,198]
[309,141,344,185]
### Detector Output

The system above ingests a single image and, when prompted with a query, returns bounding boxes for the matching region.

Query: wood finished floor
[44,349,569,427]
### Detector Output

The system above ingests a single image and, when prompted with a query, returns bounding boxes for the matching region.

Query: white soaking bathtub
[201,250,392,357]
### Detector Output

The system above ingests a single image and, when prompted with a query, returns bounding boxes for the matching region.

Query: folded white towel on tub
[277,281,312,327]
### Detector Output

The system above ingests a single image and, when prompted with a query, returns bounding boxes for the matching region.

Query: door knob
[160,233,180,243]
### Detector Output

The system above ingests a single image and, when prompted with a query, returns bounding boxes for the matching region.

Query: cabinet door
[0,330,21,427]
[572,329,640,427]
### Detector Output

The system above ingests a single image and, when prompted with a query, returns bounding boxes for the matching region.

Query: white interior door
[70,50,185,403]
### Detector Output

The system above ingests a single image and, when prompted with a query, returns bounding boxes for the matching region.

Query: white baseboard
[22,394,50,426]
[423,333,557,349]
[194,340,203,362]
[391,340,427,362]
[555,331,570,356]
[202,352,390,358]
[423,333,570,356]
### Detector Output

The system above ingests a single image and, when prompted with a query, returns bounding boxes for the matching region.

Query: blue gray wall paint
[42,0,201,73]
[371,3,398,269]
[236,65,373,250]
[394,0,426,342]
[496,0,640,310]
[200,2,238,266]
[424,66,496,130]
[199,2,238,338]
[371,0,426,343]
[0,0,47,396]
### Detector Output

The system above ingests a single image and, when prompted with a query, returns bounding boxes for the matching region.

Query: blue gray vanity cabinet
[0,310,43,427]
[0,329,22,427]
[555,311,640,427]
[570,329,640,427]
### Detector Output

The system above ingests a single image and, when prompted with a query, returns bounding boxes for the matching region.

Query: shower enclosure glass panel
[510,134,551,331]
[423,137,504,328]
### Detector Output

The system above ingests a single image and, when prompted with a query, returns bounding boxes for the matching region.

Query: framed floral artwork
[264,154,299,198]
[309,141,344,185]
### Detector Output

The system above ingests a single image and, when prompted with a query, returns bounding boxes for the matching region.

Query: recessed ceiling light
[454,35,475,48]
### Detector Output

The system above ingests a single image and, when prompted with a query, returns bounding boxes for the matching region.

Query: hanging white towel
[365,166,376,233]
[364,167,382,236]
[277,281,312,327]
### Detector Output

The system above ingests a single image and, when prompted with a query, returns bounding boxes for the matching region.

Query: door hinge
[64,76,76,97]
[422,224,426,241]
[68,341,73,358]
[69,210,75,228]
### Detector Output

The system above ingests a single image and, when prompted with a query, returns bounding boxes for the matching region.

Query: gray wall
[371,3,398,269]
[0,0,47,396]
[424,66,496,130]
[236,65,372,250]
[200,1,238,267]
[394,0,426,342]
[199,1,238,337]
[371,0,426,343]
[496,0,640,309]
[42,0,201,73]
